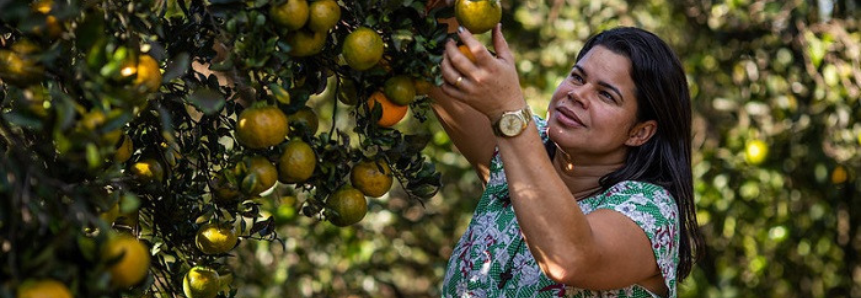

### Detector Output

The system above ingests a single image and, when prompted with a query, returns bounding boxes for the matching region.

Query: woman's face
[547,45,644,165]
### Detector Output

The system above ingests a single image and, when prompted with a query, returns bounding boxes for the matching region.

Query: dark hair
[578,27,703,280]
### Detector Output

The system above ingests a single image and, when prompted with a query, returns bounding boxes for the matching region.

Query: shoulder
[595,180,682,297]
[594,180,680,228]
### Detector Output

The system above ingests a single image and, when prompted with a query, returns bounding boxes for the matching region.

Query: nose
[566,88,589,109]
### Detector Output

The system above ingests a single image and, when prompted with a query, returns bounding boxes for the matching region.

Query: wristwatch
[491,105,533,137]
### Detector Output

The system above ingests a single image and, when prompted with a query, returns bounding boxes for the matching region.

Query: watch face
[500,114,524,136]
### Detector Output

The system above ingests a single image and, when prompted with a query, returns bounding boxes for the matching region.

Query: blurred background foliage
[1,0,858,297]
[235,0,860,297]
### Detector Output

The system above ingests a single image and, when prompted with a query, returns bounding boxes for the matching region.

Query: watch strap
[491,105,533,137]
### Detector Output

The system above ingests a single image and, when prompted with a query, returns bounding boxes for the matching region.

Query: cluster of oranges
[230,101,400,228]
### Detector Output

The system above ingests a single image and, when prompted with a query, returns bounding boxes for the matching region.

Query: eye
[599,91,615,102]
[570,73,584,84]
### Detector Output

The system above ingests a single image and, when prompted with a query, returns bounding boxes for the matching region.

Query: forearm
[430,89,495,182]
[495,123,598,278]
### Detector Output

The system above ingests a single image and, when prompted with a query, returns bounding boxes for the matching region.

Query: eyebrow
[573,65,625,103]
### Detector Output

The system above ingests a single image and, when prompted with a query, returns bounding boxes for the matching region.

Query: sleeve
[596,181,681,298]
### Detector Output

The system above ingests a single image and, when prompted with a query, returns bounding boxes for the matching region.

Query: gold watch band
[491,105,533,137]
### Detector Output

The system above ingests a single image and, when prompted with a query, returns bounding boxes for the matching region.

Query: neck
[553,146,624,200]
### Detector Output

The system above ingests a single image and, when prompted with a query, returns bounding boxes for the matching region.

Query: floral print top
[441,117,680,298]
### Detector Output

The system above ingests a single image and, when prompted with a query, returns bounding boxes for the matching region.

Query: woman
[429,25,703,298]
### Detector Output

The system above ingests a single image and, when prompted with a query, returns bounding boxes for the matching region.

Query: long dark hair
[578,27,703,280]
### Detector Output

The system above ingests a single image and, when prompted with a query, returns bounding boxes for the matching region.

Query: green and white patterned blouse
[441,117,680,298]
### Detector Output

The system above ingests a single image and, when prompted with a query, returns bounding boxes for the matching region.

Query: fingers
[492,24,514,62]
[444,39,479,81]
[457,27,494,66]
[441,49,470,91]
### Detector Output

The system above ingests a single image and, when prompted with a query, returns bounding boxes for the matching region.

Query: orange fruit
[831,166,848,184]
[239,156,278,195]
[183,266,220,298]
[212,171,241,203]
[102,234,151,288]
[114,134,133,163]
[235,105,288,149]
[308,0,341,32]
[458,44,477,63]
[350,159,393,197]
[455,0,502,34]
[384,75,416,106]
[414,79,434,96]
[342,27,384,71]
[131,158,165,183]
[325,186,367,227]
[195,222,238,254]
[31,0,53,14]
[17,279,72,298]
[285,29,326,57]
[269,0,309,30]
[134,55,162,93]
[278,139,316,183]
[287,106,319,136]
[367,91,407,127]
[99,200,140,229]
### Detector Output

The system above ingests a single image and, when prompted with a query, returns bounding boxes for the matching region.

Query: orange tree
[0,0,454,297]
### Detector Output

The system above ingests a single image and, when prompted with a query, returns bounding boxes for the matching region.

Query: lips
[555,105,586,128]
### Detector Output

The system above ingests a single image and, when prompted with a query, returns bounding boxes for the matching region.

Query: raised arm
[429,87,496,183]
[440,25,665,292]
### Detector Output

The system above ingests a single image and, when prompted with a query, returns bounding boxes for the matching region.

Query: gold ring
[455,76,463,87]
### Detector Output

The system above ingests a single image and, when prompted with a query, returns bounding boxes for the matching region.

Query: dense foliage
[2,0,859,298]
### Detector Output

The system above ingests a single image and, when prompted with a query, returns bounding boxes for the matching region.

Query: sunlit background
[233,1,860,297]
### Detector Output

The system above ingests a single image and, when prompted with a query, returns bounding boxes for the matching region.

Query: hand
[439,24,525,119]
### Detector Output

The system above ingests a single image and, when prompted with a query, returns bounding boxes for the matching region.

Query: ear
[625,120,657,147]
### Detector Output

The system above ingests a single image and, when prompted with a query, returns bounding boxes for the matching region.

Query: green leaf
[2,111,43,129]
[163,52,190,82]
[189,88,226,115]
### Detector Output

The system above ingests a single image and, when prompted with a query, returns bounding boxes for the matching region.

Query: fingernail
[457,26,464,33]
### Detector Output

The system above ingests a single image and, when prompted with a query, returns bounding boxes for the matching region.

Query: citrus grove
[0,0,484,296]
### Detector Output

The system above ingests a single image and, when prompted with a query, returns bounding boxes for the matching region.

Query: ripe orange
[367,91,407,128]
[269,0,309,30]
[102,235,151,288]
[134,55,162,93]
[278,139,316,183]
[16,279,72,298]
[114,134,133,163]
[195,222,238,255]
[239,156,278,195]
[235,105,288,149]
[131,159,165,183]
[384,75,417,106]
[183,266,220,298]
[285,29,326,57]
[342,27,384,71]
[325,186,367,227]
[413,79,434,96]
[831,166,848,184]
[350,159,393,197]
[287,106,319,136]
[455,0,502,34]
[308,0,341,32]
[458,44,477,63]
